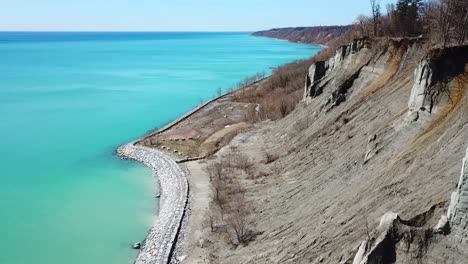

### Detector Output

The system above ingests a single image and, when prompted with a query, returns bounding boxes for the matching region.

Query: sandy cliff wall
[407,46,468,122]
[304,38,369,107]
[211,39,468,264]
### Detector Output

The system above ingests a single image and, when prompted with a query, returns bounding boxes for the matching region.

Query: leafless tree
[226,192,249,244]
[208,162,224,203]
[450,0,468,44]
[356,15,374,37]
[424,0,453,48]
[423,0,468,47]
[370,0,381,36]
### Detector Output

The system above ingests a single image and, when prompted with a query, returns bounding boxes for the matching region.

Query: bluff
[252,26,352,46]
[207,38,468,263]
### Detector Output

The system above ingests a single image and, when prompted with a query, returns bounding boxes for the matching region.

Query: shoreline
[117,143,189,264]
[115,76,263,263]
[115,37,323,263]
[250,34,328,48]
[115,80,246,263]
[138,76,268,144]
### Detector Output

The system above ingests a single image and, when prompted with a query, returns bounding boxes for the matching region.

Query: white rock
[434,215,449,233]
[378,212,398,229]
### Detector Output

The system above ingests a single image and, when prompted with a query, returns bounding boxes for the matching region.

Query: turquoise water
[0,32,320,264]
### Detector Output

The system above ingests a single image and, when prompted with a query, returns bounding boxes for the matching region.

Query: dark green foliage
[393,0,425,36]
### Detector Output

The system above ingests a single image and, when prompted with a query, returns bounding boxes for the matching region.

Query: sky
[0,0,396,31]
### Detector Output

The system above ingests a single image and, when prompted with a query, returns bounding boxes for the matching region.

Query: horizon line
[0,30,256,33]
[0,24,349,33]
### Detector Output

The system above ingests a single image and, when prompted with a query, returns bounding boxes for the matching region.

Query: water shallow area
[0,32,320,264]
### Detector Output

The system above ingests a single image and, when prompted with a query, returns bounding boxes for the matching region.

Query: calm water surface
[0,32,320,264]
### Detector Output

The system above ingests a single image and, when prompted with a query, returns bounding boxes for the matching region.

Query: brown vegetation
[424,0,468,47]
[234,60,312,121]
[207,152,256,245]
[234,30,355,122]
[252,26,353,46]
[354,0,467,47]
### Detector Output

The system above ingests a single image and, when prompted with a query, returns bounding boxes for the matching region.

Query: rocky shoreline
[117,144,189,264]
[115,75,270,264]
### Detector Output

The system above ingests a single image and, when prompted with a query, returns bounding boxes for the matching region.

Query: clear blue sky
[1,0,396,31]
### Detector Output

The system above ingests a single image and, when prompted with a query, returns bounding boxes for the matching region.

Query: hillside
[180,38,468,263]
[252,26,352,46]
[134,34,468,264]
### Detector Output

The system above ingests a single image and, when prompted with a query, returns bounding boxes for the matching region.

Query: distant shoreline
[250,34,328,48]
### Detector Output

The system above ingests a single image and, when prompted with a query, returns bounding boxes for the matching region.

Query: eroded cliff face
[204,40,468,264]
[448,145,468,237]
[407,61,433,117]
[407,46,468,123]
[302,42,468,264]
[352,145,468,264]
[304,38,368,108]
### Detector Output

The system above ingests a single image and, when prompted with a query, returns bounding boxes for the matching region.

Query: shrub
[226,192,251,245]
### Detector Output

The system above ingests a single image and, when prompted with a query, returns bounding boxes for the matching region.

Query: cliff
[199,39,468,263]
[252,26,352,46]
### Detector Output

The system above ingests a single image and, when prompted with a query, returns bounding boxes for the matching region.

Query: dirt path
[181,161,212,264]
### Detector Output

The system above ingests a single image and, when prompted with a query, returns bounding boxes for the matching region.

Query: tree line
[356,0,468,47]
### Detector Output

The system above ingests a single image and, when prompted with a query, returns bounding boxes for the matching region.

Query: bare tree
[226,192,249,244]
[370,0,382,36]
[208,162,224,203]
[424,0,453,48]
[450,0,468,44]
[279,98,289,118]
[355,15,374,37]
[423,0,468,47]
[386,3,397,35]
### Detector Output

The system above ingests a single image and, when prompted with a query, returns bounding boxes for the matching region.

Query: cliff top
[252,26,352,46]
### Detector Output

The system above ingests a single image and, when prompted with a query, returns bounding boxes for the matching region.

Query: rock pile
[118,144,189,264]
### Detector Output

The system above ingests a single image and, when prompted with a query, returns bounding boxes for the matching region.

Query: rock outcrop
[407,45,468,121]
[353,145,468,264]
[304,38,368,106]
[407,60,433,116]
[206,39,467,264]
[448,145,468,239]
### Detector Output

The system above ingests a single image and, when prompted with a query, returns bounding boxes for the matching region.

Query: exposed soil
[137,81,262,159]
[140,39,468,264]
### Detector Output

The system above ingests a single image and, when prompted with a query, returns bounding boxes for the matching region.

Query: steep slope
[203,39,468,263]
[252,26,352,46]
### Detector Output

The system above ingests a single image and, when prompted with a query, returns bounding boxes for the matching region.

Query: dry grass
[207,151,256,245]
[234,60,312,120]
[234,27,356,122]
